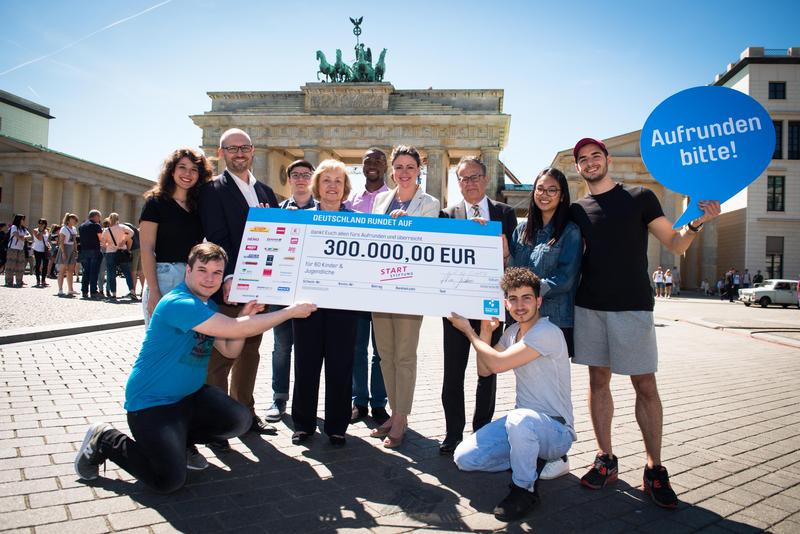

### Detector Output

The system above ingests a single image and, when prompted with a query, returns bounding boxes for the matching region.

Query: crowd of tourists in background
[0,210,144,300]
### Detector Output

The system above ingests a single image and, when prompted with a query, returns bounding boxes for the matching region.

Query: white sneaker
[264,400,286,422]
[539,456,570,480]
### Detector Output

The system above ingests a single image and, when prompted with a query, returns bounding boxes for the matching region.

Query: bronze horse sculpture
[316,50,335,82]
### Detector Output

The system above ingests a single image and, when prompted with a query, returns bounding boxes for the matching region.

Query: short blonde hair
[108,212,120,225]
[311,159,351,201]
[62,212,78,225]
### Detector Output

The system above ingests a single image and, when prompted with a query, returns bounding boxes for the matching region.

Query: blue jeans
[99,385,251,493]
[269,304,293,401]
[454,409,573,491]
[142,262,186,326]
[352,313,386,408]
[105,251,133,296]
[79,249,102,294]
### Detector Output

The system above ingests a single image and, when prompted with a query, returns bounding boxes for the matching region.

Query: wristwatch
[686,221,704,233]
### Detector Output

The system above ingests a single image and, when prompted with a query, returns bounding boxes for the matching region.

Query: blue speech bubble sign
[640,86,775,228]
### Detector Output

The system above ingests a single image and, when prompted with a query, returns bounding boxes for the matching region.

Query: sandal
[383,433,404,449]
[370,423,392,439]
[383,423,407,449]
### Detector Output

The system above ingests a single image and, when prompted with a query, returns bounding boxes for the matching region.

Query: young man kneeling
[74,243,316,493]
[448,267,575,521]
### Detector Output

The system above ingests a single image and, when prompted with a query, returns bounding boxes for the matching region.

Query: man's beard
[227,158,250,174]
[581,164,607,183]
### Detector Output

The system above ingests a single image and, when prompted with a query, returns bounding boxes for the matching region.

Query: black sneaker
[249,415,277,435]
[186,445,209,471]
[643,465,679,509]
[493,483,539,522]
[580,453,618,489]
[75,422,111,480]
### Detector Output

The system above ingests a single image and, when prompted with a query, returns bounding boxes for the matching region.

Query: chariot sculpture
[315,17,387,83]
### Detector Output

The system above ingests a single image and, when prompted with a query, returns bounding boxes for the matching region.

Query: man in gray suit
[438,156,517,454]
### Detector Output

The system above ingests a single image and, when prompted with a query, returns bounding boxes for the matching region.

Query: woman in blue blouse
[509,167,581,358]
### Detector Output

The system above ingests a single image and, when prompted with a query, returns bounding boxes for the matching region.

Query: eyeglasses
[289,172,313,180]
[457,174,484,184]
[221,144,254,154]
[534,186,561,197]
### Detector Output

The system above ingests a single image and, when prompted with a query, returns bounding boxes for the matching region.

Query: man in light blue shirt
[75,243,316,493]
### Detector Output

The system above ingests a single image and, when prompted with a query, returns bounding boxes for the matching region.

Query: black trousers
[292,308,358,436]
[441,317,502,440]
[99,385,251,493]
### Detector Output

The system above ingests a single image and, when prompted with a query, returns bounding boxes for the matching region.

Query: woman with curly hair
[140,147,213,324]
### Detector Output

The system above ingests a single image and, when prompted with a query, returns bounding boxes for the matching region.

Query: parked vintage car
[739,279,799,308]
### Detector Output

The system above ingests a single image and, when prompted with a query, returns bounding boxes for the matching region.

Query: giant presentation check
[228,208,504,320]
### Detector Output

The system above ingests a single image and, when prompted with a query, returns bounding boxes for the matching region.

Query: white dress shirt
[464,196,490,220]
[228,169,259,207]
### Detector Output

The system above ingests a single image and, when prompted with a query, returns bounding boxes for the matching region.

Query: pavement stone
[1,295,799,532]
[0,274,141,329]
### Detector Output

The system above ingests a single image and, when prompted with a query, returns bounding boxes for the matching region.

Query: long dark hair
[11,214,26,231]
[522,168,571,245]
[145,147,213,212]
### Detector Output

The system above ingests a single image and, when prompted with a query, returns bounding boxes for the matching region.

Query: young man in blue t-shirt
[74,243,316,493]
[448,267,575,522]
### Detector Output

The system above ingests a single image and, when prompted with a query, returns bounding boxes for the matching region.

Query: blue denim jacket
[509,220,582,327]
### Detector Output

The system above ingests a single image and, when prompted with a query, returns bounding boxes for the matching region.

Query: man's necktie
[471,204,481,218]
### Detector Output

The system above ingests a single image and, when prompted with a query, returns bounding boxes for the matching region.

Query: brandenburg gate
[190,82,510,205]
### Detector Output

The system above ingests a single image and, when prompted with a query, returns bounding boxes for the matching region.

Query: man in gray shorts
[568,137,720,509]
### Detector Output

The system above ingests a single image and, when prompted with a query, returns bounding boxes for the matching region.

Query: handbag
[109,227,132,263]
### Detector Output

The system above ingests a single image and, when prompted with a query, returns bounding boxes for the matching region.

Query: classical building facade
[0,135,151,225]
[190,83,510,205]
[713,47,800,281]
[0,91,151,225]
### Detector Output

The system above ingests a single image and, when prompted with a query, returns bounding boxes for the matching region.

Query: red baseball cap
[573,137,608,161]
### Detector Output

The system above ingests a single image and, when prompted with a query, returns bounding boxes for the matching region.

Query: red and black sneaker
[580,453,618,489]
[643,465,679,509]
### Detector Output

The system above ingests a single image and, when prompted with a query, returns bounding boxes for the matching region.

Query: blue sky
[0,0,797,205]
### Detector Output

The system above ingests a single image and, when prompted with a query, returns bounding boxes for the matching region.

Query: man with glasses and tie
[199,128,280,449]
[438,156,517,455]
[264,160,318,423]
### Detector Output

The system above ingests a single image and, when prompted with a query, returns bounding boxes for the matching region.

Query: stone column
[89,185,103,212]
[480,147,502,199]
[424,147,448,205]
[0,172,14,222]
[29,173,45,221]
[700,219,718,287]
[302,148,322,168]
[134,195,145,222]
[61,179,76,220]
[113,191,126,218]
[265,149,283,192]
[252,147,268,184]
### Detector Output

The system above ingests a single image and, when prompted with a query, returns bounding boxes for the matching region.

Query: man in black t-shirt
[78,210,104,299]
[569,138,720,509]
